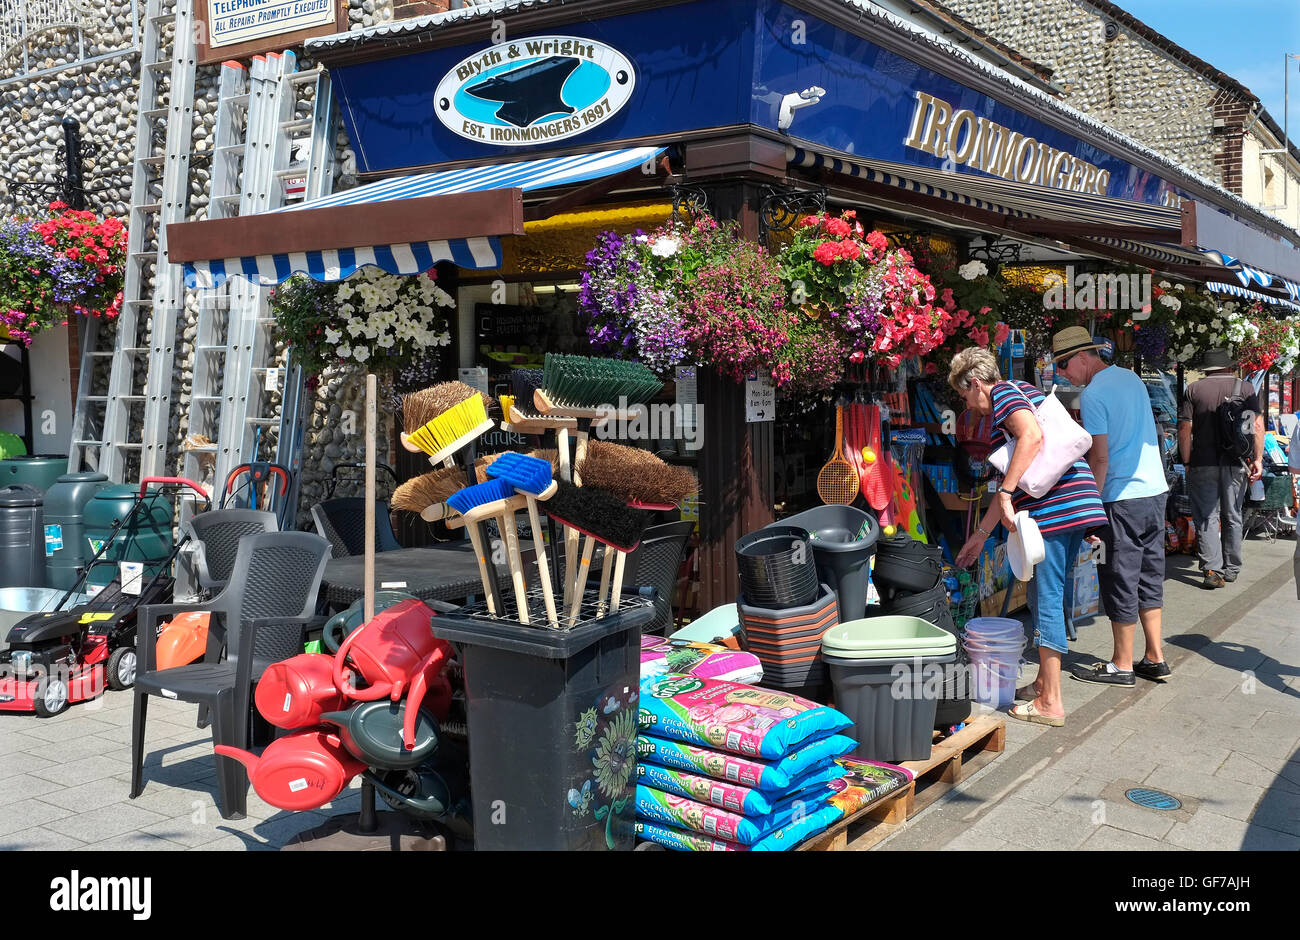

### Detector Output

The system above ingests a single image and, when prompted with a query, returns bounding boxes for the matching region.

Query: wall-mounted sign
[433,36,636,147]
[903,91,1111,195]
[196,0,346,66]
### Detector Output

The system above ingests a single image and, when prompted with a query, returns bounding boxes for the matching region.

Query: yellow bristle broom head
[407,394,490,456]
[576,441,699,508]
[403,382,499,432]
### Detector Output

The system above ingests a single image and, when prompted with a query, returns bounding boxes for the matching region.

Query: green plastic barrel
[0,455,69,495]
[43,472,110,590]
[82,485,174,591]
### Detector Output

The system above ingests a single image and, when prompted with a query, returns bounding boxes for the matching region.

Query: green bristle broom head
[542,354,663,409]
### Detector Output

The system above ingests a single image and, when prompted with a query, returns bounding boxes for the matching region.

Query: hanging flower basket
[0,202,126,347]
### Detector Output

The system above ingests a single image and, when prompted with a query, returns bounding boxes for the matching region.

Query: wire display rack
[452,586,656,632]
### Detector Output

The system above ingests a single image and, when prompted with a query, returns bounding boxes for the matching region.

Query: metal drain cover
[1125,787,1182,811]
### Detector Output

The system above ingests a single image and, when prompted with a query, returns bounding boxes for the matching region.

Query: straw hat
[1051,325,1106,363]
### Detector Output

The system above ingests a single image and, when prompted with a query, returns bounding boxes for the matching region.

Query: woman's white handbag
[988,386,1092,498]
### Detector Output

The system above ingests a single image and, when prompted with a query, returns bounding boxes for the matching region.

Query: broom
[573,441,697,611]
[485,452,561,628]
[535,354,664,591]
[544,481,648,626]
[505,369,578,435]
[575,441,699,510]
[446,478,525,619]
[402,394,497,467]
[389,457,500,526]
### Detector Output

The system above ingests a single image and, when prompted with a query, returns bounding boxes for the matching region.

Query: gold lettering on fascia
[903,90,1110,195]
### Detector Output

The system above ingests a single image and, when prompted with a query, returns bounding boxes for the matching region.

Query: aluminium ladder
[69,0,198,481]
[180,53,336,506]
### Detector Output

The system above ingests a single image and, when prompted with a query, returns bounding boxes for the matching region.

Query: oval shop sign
[434,36,636,147]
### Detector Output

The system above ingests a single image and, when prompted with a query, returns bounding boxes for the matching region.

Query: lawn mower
[0,477,209,717]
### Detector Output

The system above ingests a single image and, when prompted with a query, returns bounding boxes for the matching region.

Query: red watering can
[331,598,453,750]
[215,731,366,812]
[255,653,345,730]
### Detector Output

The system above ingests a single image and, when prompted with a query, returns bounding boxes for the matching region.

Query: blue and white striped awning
[1198,248,1300,300]
[788,147,1185,231]
[183,146,666,289]
[1204,281,1300,312]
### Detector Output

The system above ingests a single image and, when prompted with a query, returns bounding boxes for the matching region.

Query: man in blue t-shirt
[1053,327,1170,686]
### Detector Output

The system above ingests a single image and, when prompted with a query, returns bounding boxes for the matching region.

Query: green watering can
[319,699,440,770]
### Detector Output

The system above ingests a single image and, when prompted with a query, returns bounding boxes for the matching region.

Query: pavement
[0,533,1296,851]
[879,533,1300,852]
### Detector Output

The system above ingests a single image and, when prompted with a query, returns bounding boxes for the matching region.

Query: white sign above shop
[434,36,636,147]
[202,0,340,57]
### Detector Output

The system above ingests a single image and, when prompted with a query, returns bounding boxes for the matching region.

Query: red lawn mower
[0,477,209,717]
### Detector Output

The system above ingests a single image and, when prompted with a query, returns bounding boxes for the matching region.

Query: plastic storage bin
[42,472,109,590]
[823,616,957,762]
[83,485,174,591]
[0,455,68,494]
[432,591,656,851]
[0,485,45,588]
[764,505,878,622]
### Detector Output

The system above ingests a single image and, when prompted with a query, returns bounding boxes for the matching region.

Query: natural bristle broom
[576,441,699,510]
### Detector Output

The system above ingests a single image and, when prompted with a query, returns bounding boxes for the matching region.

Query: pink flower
[994,323,1011,346]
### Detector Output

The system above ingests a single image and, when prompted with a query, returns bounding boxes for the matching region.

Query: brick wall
[1210,89,1250,195]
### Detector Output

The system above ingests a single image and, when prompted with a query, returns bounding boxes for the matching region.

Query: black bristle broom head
[545,480,649,552]
[511,369,545,417]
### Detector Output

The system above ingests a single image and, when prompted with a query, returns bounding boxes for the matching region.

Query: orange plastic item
[155,612,211,670]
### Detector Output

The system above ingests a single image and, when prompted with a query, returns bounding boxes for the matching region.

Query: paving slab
[44,802,174,842]
[0,797,75,838]
[29,753,132,788]
[1080,825,1183,851]
[1167,809,1300,851]
[0,827,87,850]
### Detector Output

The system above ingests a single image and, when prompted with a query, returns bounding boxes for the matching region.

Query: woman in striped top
[949,348,1106,728]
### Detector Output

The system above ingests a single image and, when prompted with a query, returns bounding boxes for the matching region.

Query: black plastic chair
[621,521,695,635]
[311,498,404,558]
[130,531,330,819]
[182,508,278,595]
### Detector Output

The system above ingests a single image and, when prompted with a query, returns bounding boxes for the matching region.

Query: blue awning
[180,146,666,289]
[1204,281,1300,312]
[1198,248,1300,301]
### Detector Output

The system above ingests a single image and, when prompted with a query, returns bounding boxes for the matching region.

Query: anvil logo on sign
[434,36,636,147]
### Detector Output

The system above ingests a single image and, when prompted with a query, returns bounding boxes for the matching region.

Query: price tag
[380,581,408,589]
[265,367,279,392]
[675,366,697,431]
[459,367,490,398]
[745,373,774,423]
[120,562,144,596]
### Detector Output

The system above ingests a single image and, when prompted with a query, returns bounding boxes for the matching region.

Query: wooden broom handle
[364,373,377,623]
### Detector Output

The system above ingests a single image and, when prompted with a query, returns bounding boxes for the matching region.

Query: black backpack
[1216,378,1256,462]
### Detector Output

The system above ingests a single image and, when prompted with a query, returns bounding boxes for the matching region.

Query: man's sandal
[1008,701,1065,727]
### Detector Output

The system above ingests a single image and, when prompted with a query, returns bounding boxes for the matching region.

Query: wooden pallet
[802,714,1006,851]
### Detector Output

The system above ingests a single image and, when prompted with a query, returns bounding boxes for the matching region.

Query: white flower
[337,344,351,359]
[353,346,370,363]
[650,237,680,258]
[958,260,988,280]
[324,328,341,345]
[1159,280,1172,290]
[1197,324,1207,333]
[1174,283,1185,291]
[375,333,395,349]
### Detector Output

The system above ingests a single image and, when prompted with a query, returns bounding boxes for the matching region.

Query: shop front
[157,0,1300,849]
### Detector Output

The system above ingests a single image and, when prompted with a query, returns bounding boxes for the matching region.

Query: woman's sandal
[1008,701,1065,727]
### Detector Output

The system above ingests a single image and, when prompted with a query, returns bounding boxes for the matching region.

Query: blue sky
[1114,0,1299,132]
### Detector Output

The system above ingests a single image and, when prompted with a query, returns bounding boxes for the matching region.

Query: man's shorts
[1098,493,1168,623]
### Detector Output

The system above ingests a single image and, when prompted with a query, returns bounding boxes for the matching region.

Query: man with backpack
[1177,349,1265,589]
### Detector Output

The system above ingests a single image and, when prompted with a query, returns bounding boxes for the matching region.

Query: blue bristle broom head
[484,452,552,495]
[446,478,514,515]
